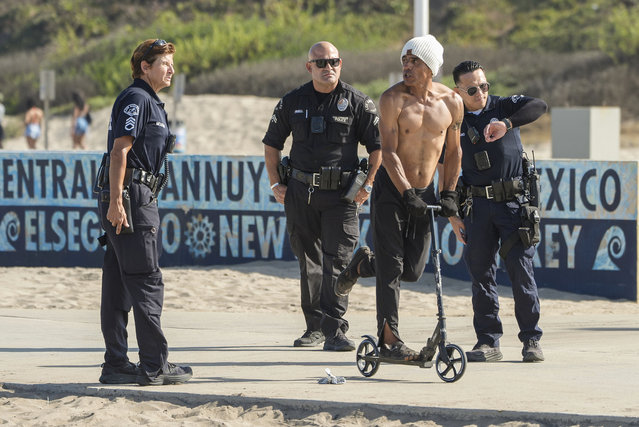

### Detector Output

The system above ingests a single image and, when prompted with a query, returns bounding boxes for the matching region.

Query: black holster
[519,205,540,247]
[456,181,470,219]
[120,187,134,234]
[93,153,109,194]
[277,156,290,185]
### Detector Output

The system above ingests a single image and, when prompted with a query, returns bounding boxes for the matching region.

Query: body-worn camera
[474,150,491,170]
[311,116,325,134]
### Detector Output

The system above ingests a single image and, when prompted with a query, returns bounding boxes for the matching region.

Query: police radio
[518,150,541,248]
[341,158,368,203]
[522,151,540,208]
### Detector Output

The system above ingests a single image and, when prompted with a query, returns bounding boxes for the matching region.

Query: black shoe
[323,332,356,351]
[136,363,193,386]
[293,330,325,347]
[466,344,503,362]
[99,362,139,384]
[522,339,544,362]
[335,246,372,297]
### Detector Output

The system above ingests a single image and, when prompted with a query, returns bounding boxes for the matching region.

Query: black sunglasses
[458,82,490,96]
[141,39,167,62]
[309,58,341,68]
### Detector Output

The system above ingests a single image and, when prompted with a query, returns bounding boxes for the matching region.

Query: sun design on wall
[184,214,216,258]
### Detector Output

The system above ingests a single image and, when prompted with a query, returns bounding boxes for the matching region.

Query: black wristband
[502,118,512,131]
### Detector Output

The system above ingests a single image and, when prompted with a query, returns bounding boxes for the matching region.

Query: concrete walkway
[1,308,638,425]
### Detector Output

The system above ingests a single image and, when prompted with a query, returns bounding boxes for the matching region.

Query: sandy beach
[2,95,639,426]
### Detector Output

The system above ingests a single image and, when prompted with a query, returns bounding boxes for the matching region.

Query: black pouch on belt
[320,166,341,190]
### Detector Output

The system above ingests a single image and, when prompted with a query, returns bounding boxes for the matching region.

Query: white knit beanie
[400,35,444,76]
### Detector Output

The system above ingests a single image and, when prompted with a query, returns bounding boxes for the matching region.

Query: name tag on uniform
[154,122,166,128]
[332,116,349,124]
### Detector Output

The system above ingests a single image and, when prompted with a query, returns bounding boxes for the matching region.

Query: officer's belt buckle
[484,185,494,199]
[312,173,321,187]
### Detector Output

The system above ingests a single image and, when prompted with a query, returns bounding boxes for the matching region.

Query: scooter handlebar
[425,204,442,213]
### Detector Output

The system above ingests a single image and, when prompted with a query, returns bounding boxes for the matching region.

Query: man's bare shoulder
[381,81,409,99]
[433,82,463,111]
[432,82,456,98]
[379,82,411,112]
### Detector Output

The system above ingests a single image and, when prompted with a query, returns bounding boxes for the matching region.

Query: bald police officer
[263,41,381,351]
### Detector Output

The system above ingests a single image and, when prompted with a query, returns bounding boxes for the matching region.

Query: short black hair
[452,61,483,84]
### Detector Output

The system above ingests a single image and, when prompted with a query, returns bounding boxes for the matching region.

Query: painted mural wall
[0,152,636,301]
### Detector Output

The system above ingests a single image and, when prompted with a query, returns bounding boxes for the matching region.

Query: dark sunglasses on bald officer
[458,82,490,96]
[309,58,341,68]
[141,39,167,61]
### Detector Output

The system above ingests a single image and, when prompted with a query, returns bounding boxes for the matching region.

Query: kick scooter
[355,205,467,383]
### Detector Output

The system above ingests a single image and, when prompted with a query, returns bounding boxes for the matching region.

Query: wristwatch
[363,184,373,194]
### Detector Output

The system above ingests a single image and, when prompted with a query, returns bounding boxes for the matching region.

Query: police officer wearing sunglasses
[263,41,382,351]
[449,60,548,363]
[96,39,192,385]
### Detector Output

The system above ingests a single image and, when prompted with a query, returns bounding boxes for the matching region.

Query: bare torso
[380,81,462,191]
[25,107,43,125]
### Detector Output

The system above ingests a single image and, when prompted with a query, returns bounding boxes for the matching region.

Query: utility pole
[414,0,429,36]
[390,0,431,86]
[171,73,187,152]
[39,70,55,150]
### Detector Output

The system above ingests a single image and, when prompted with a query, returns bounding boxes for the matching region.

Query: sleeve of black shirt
[262,97,291,151]
[502,96,548,128]
[356,97,381,153]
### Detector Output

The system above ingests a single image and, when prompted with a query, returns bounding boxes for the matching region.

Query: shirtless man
[24,98,44,150]
[335,35,463,360]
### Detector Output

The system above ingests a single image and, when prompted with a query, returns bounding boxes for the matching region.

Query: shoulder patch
[123,104,139,116]
[511,95,524,103]
[364,98,377,114]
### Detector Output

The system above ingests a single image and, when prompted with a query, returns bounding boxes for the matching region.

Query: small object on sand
[318,368,346,384]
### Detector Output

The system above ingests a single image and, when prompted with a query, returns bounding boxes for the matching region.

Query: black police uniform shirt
[108,78,170,175]
[460,94,533,187]
[262,80,381,172]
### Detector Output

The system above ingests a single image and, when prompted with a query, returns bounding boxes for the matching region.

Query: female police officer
[97,39,192,385]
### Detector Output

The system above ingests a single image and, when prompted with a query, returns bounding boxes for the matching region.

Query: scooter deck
[359,355,434,369]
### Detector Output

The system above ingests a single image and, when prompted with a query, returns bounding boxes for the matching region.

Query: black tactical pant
[463,196,542,346]
[99,182,168,377]
[370,167,436,343]
[284,178,359,338]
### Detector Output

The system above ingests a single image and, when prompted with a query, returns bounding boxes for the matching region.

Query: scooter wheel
[435,344,466,383]
[356,337,380,377]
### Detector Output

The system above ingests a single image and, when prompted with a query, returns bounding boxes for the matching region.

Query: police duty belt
[289,167,352,191]
[470,179,524,202]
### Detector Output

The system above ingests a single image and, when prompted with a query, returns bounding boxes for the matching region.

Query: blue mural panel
[0,152,636,300]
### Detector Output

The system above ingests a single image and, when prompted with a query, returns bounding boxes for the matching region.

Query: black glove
[439,190,459,217]
[402,188,428,217]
